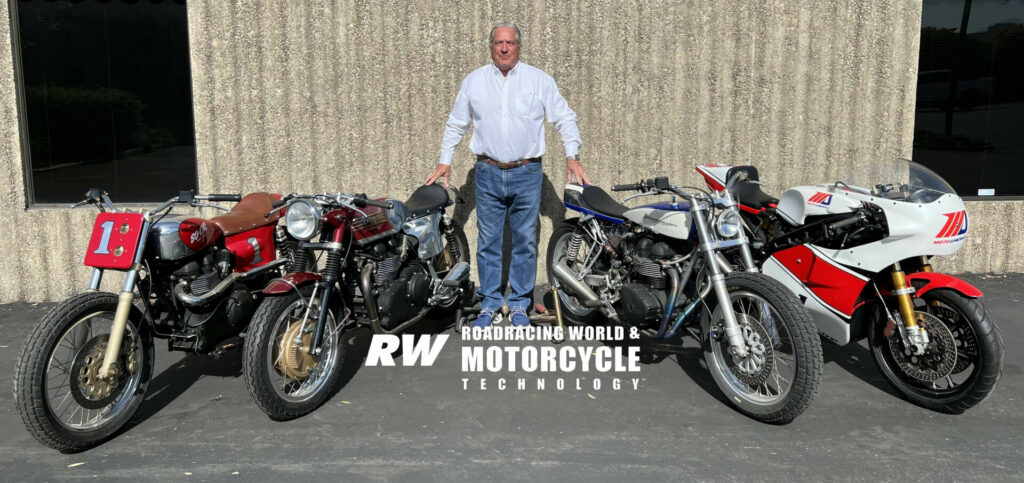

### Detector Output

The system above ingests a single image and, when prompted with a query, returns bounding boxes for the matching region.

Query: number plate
[83,213,145,269]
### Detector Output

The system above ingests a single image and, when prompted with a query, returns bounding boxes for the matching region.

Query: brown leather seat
[209,192,281,235]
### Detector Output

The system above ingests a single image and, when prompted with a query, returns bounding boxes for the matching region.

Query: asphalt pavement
[0,274,1021,481]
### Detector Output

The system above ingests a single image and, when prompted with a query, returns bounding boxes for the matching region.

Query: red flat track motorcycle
[14,188,306,451]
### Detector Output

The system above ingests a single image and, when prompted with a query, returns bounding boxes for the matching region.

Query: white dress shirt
[439,61,581,165]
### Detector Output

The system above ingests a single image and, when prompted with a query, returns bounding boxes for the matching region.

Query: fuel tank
[623,202,695,240]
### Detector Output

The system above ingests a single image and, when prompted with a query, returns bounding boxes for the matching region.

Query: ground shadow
[822,339,903,399]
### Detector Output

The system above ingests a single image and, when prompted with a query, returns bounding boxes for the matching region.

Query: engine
[616,235,689,327]
[368,235,431,330]
[164,248,253,352]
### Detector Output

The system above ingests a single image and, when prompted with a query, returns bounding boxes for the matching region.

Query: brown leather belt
[477,155,541,170]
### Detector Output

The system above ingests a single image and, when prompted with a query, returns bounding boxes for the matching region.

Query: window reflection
[17,0,195,204]
[914,0,1024,197]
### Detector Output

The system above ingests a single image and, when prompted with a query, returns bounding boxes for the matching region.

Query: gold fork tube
[98,291,134,378]
[891,266,918,328]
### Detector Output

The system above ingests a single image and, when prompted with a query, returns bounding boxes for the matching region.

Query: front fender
[262,272,321,295]
[907,272,983,298]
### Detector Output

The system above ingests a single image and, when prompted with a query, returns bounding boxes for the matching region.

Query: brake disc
[888,311,957,381]
[69,335,128,410]
[932,304,977,374]
[728,314,775,387]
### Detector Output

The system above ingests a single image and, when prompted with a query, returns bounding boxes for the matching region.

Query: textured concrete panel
[0,0,1019,302]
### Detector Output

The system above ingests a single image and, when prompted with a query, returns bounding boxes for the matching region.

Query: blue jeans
[475,159,543,313]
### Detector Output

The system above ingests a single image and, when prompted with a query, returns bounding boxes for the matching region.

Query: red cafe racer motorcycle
[243,184,470,420]
[14,188,307,451]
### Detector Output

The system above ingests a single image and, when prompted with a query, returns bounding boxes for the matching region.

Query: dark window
[14,0,195,205]
[914,0,1024,197]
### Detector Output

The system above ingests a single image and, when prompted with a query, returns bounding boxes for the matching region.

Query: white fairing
[762,256,852,345]
[777,184,968,273]
[775,186,863,224]
[623,207,693,240]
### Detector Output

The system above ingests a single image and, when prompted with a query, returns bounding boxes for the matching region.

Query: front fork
[690,202,749,358]
[97,219,152,378]
[890,261,930,355]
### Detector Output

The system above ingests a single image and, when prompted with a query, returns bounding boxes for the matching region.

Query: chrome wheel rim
[44,311,143,431]
[708,291,797,405]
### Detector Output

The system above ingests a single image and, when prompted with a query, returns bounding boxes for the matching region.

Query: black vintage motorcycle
[14,188,307,451]
[243,184,470,420]
[548,177,823,424]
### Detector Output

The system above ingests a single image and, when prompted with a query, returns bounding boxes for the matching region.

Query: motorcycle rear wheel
[13,292,154,452]
[545,221,601,325]
[700,273,822,424]
[243,285,345,420]
[869,288,1003,413]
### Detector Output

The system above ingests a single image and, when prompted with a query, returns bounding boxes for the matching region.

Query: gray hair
[489,22,521,45]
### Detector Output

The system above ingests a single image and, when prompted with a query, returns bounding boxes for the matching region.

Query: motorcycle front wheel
[700,273,823,424]
[869,288,1003,413]
[243,285,345,420]
[13,292,154,452]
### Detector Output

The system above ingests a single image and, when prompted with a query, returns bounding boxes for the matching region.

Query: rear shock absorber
[443,216,462,263]
[565,231,583,260]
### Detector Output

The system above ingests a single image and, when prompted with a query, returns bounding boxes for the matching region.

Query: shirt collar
[490,61,521,77]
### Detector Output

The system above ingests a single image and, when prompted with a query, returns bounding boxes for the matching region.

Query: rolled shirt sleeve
[542,76,581,158]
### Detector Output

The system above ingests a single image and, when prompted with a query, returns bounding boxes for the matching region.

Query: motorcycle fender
[263,272,321,295]
[907,272,983,298]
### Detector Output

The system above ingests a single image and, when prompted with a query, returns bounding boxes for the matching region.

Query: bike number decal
[93,220,115,255]
[83,213,145,270]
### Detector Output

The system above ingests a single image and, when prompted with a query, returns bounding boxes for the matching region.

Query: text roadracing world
[365,327,644,392]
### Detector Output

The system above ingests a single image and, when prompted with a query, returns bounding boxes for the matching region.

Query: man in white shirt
[425,22,590,327]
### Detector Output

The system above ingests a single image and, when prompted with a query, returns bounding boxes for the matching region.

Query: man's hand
[425,163,451,187]
[566,160,591,186]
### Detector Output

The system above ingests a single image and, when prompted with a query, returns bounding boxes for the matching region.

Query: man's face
[490,27,520,73]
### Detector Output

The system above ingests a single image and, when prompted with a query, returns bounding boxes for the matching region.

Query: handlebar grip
[207,193,242,202]
[271,199,287,208]
[828,215,861,231]
[364,199,391,209]
[612,183,641,192]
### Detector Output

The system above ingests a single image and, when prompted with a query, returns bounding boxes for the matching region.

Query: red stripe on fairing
[808,193,820,203]
[936,213,956,238]
[953,211,966,236]
[772,244,868,317]
[939,212,957,238]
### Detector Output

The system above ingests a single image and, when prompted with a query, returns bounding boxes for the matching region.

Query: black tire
[13,292,154,452]
[869,288,1003,414]
[243,285,346,420]
[545,221,601,325]
[700,273,822,424]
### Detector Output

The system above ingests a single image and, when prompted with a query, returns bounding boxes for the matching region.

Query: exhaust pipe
[552,260,600,303]
[174,258,287,306]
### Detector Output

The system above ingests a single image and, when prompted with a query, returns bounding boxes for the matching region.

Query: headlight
[284,199,321,240]
[715,210,742,238]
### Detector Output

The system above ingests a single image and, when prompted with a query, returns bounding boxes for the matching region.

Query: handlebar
[827,213,862,231]
[612,183,642,192]
[202,193,242,202]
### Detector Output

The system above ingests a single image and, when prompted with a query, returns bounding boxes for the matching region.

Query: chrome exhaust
[174,258,287,306]
[552,260,600,303]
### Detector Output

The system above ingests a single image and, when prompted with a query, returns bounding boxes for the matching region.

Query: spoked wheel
[243,285,346,420]
[700,273,822,424]
[545,222,601,325]
[14,292,154,452]
[869,288,1003,413]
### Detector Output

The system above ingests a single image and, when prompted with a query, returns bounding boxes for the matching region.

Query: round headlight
[284,199,321,240]
[715,210,742,238]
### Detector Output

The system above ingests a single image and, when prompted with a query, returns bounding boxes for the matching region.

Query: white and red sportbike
[696,159,1002,413]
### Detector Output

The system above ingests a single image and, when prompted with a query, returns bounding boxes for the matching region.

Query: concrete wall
[0,0,1018,302]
